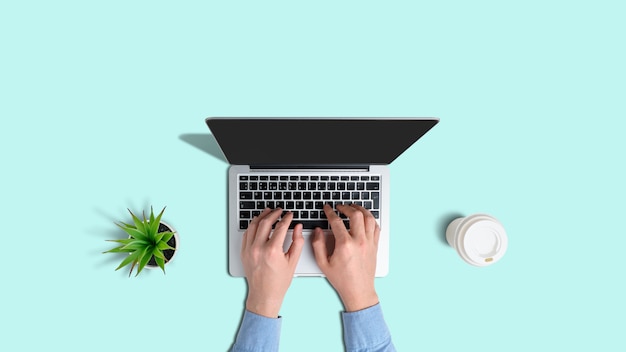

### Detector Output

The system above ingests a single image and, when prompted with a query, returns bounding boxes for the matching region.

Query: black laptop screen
[206,118,438,166]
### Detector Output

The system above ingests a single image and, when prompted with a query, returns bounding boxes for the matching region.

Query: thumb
[287,224,304,265]
[311,227,329,269]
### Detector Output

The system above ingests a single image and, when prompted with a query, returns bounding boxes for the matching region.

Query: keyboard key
[286,201,295,209]
[250,176,258,181]
[290,176,298,180]
[351,192,360,200]
[266,201,275,209]
[240,182,248,190]
[327,183,336,190]
[260,176,268,180]
[256,201,266,209]
[372,192,379,209]
[283,192,292,200]
[360,176,369,181]
[347,182,355,190]
[293,192,302,200]
[240,220,249,229]
[264,191,272,199]
[240,211,250,219]
[371,211,379,219]
[315,201,324,209]
[279,182,287,190]
[321,176,329,180]
[269,182,278,190]
[311,211,319,219]
[351,176,359,181]
[254,192,263,199]
[298,182,307,190]
[240,201,255,209]
[332,192,340,200]
[342,192,351,200]
[313,192,321,200]
[296,201,304,209]
[300,211,309,219]
[240,192,253,200]
[303,192,312,200]
[341,176,349,181]
[270,176,278,180]
[371,176,380,181]
[252,210,261,217]
[280,176,288,180]
[305,201,314,209]
[274,192,282,200]
[337,183,346,190]
[276,201,285,209]
[330,176,339,181]
[291,220,328,229]
[364,201,372,209]
[311,176,319,181]
[300,176,309,181]
[288,182,297,190]
[357,182,365,190]
[361,192,369,200]
[366,182,379,190]
[240,175,248,180]
[318,182,326,190]
[322,192,331,200]
[259,182,268,190]
[308,182,316,190]
[249,183,258,190]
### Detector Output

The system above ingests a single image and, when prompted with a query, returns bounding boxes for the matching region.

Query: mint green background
[1,1,624,351]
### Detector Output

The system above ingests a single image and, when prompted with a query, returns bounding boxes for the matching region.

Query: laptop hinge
[250,164,370,171]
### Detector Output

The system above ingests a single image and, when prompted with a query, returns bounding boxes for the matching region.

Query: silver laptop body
[206,118,439,277]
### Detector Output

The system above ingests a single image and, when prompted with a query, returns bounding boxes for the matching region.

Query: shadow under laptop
[179,133,227,163]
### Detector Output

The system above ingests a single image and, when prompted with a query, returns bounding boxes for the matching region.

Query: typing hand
[312,204,380,312]
[241,208,304,317]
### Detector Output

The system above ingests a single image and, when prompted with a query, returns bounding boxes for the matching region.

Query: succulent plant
[104,207,175,277]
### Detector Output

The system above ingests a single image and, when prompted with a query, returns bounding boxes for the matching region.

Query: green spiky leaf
[135,247,153,276]
[155,256,166,273]
[128,209,146,233]
[156,241,175,251]
[115,250,141,271]
[150,207,166,237]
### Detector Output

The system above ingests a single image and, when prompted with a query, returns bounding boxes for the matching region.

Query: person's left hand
[241,208,304,318]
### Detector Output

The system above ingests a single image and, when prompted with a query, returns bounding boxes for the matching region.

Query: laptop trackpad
[282,232,335,277]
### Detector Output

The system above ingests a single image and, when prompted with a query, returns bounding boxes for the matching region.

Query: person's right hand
[312,203,380,312]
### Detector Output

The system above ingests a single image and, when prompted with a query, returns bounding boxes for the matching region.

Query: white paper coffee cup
[446,214,507,266]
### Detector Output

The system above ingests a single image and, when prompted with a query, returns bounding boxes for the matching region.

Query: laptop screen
[206,118,438,166]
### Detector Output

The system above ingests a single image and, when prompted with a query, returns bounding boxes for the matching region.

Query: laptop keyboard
[238,174,381,230]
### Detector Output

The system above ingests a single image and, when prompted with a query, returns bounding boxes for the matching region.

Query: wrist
[246,296,283,318]
[340,290,379,312]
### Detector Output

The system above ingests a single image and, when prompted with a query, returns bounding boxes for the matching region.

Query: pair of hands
[242,204,380,318]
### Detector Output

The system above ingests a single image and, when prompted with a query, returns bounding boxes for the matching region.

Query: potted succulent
[104,207,179,277]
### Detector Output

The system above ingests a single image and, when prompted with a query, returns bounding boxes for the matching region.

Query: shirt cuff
[232,310,282,352]
[341,303,393,351]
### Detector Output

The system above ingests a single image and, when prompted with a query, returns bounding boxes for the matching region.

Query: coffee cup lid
[455,214,507,266]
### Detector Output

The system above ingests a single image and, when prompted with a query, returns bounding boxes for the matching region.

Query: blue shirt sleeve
[341,303,396,352]
[231,310,282,352]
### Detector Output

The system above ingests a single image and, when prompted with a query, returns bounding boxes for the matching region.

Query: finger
[311,227,329,269]
[269,211,293,248]
[241,230,248,254]
[253,208,283,244]
[350,204,377,240]
[287,223,305,266]
[338,204,365,239]
[324,204,349,240]
[374,221,381,246]
[246,208,271,247]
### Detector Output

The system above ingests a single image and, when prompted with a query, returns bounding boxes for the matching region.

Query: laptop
[206,117,439,277]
